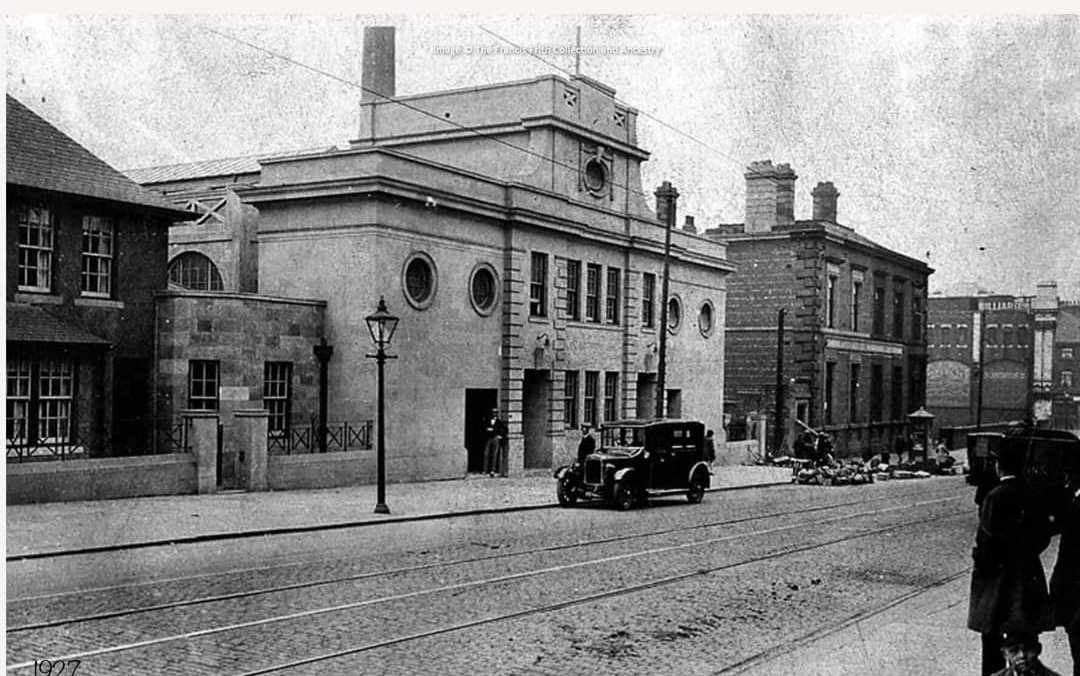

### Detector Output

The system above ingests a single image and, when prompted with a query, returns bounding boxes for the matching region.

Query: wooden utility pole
[773,308,786,456]
[654,181,678,419]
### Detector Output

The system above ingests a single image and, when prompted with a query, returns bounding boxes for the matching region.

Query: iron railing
[6,423,92,463]
[6,417,190,463]
[111,418,191,456]
[268,418,374,454]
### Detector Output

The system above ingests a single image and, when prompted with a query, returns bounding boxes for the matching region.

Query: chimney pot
[811,181,839,223]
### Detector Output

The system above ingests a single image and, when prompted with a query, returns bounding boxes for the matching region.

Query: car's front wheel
[556,476,578,506]
[612,480,637,511]
[687,470,709,504]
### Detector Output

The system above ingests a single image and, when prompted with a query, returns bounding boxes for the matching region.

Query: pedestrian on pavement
[482,408,507,477]
[1050,480,1080,676]
[576,425,596,465]
[704,429,717,466]
[968,444,1055,676]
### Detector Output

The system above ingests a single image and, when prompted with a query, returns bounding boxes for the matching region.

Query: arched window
[168,252,224,291]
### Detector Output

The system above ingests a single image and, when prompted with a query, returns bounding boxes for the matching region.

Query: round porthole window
[699,300,715,337]
[402,252,437,309]
[667,295,682,333]
[469,264,499,316]
[583,158,607,195]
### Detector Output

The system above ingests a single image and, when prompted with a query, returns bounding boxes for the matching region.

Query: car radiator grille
[584,459,602,485]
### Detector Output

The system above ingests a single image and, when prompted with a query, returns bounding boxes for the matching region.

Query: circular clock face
[584,158,607,194]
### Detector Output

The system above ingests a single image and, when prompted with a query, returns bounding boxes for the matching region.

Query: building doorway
[523,369,551,468]
[464,389,498,473]
[636,373,656,419]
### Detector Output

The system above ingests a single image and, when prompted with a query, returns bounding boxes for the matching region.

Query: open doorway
[464,389,498,473]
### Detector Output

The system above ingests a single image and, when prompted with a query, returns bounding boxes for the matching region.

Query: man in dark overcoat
[576,425,596,465]
[1051,481,1080,676]
[968,444,1054,675]
[482,408,507,477]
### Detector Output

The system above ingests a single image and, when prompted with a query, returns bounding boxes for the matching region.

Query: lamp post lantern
[365,295,399,514]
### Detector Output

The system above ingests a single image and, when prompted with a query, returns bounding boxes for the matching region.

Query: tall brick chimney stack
[811,181,839,222]
[361,26,396,103]
[745,160,797,233]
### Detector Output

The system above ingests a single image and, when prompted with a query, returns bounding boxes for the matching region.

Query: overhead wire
[200,20,928,257]
[476,24,859,232]
[199,24,665,211]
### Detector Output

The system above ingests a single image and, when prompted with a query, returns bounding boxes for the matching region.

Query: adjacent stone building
[707,162,933,459]
[6,94,190,461]
[131,28,736,483]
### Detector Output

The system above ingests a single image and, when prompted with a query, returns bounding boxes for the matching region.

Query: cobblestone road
[7,479,976,675]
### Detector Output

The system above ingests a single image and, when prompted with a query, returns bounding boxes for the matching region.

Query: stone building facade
[132,28,735,483]
[707,161,933,459]
[154,291,326,487]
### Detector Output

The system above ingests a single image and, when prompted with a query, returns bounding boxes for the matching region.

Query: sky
[5,13,1079,299]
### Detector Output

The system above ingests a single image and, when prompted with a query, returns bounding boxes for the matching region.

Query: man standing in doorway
[483,408,507,477]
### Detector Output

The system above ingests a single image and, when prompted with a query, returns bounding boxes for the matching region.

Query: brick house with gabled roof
[6,94,191,462]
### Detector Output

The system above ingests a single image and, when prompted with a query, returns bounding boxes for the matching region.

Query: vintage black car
[966,424,1080,515]
[554,419,711,510]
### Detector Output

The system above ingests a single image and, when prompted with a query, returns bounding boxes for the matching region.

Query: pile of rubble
[770,455,960,486]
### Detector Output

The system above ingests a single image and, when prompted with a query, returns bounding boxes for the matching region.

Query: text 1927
[35,660,80,676]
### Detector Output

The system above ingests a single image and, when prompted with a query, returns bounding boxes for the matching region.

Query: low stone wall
[719,440,761,465]
[6,454,197,504]
[268,451,376,490]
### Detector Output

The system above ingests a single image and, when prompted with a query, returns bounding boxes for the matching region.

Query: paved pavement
[740,553,1074,676]
[5,463,794,559]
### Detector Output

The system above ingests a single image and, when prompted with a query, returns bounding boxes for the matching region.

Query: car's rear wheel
[557,476,578,506]
[613,480,637,511]
[687,470,708,504]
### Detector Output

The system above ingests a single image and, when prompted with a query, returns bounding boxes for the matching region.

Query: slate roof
[6,95,189,216]
[125,147,335,185]
[6,303,111,346]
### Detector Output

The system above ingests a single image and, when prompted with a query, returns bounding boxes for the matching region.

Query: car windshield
[601,426,646,450]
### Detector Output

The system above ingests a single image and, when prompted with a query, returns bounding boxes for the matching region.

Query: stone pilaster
[183,410,219,494]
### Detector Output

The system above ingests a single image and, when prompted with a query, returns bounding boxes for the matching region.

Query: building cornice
[238,149,734,274]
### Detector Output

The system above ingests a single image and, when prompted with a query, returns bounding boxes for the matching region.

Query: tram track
[6,493,970,674]
[7,484,963,632]
[234,509,973,676]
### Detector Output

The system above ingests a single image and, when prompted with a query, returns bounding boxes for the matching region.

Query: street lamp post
[365,296,399,515]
